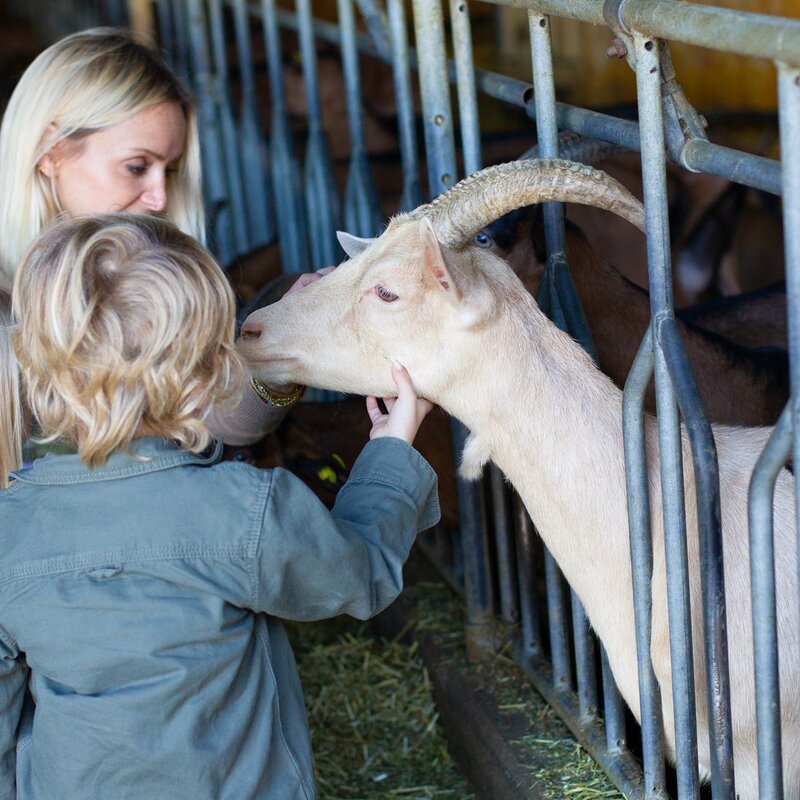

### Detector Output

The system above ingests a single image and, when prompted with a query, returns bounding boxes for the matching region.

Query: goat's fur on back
[239,208,799,799]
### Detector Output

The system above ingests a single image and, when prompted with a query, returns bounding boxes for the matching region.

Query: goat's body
[454,281,799,798]
[240,180,798,796]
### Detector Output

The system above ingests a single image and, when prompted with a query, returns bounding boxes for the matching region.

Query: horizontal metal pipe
[479,0,800,64]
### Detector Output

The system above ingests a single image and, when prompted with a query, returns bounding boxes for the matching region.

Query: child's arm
[0,635,27,800]
[251,367,440,622]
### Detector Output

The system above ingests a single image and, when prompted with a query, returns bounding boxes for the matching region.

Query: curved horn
[519,131,623,166]
[409,158,645,247]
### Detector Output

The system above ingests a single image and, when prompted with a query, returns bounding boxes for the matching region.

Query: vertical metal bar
[749,405,790,800]
[186,0,234,265]
[600,647,627,754]
[232,0,274,247]
[411,0,457,198]
[207,0,250,255]
[155,0,175,59]
[571,592,598,722]
[490,467,519,624]
[412,0,493,661]
[622,325,668,795]
[661,317,736,799]
[514,495,542,653]
[296,0,342,268]
[634,32,700,799]
[261,0,310,274]
[779,60,800,603]
[528,12,564,257]
[449,0,481,175]
[338,0,383,237]
[544,549,572,691]
[386,0,423,212]
[171,0,192,85]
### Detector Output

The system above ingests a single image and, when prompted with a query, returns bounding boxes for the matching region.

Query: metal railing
[149,1,798,797]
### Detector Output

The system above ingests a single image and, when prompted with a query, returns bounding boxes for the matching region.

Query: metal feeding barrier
[156,1,797,797]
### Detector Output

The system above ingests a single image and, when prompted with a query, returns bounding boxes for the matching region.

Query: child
[0,214,440,800]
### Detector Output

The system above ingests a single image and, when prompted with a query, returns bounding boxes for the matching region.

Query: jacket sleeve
[0,632,27,800]
[204,371,289,446]
[252,437,440,621]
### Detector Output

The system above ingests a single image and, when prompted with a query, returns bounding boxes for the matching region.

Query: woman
[0,28,310,473]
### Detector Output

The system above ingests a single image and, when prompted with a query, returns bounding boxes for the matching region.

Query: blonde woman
[0,28,312,479]
[0,213,437,798]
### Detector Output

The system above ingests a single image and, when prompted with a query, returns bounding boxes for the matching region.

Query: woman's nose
[141,173,167,213]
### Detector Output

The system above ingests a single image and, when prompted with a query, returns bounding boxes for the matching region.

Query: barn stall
[3,0,798,798]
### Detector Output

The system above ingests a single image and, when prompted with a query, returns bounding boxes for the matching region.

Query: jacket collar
[12,437,223,485]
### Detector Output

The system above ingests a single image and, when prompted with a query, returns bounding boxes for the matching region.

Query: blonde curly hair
[11,214,243,469]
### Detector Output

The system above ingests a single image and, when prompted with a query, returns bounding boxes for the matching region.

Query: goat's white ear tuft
[337,231,377,260]
[460,432,491,480]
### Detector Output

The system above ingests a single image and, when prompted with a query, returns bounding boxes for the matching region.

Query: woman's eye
[473,231,493,248]
[126,163,147,176]
[375,284,398,303]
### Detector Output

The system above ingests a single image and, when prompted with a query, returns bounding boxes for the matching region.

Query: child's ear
[419,217,495,328]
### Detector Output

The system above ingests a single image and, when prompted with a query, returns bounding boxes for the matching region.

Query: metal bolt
[605,38,628,59]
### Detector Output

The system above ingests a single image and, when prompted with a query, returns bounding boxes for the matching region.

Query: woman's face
[39,101,186,217]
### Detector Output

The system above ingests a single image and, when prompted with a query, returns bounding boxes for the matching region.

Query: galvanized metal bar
[749,404,790,800]
[411,0,458,197]
[480,0,800,64]
[296,0,342,268]
[490,467,520,624]
[599,647,628,755]
[231,0,274,247]
[338,0,384,237]
[270,8,784,197]
[513,495,542,652]
[386,0,423,211]
[155,0,175,60]
[635,32,700,799]
[528,12,564,259]
[261,0,310,274]
[570,592,598,722]
[622,324,668,796]
[449,0,481,175]
[515,649,646,799]
[779,61,800,591]
[354,0,392,57]
[185,0,234,264]
[411,0,494,661]
[544,549,572,691]
[170,0,192,85]
[207,0,250,255]
[659,316,736,799]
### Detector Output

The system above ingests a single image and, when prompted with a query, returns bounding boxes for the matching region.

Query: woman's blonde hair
[0,293,23,486]
[0,27,204,283]
[10,214,243,470]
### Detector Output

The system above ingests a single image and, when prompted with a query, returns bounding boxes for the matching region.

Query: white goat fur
[239,215,799,798]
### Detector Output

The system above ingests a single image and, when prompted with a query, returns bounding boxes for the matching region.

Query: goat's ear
[420,218,495,327]
[336,231,377,259]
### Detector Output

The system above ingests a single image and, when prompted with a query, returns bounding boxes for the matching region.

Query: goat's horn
[411,158,646,247]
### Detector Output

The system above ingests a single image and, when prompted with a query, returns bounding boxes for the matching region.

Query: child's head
[11,214,243,468]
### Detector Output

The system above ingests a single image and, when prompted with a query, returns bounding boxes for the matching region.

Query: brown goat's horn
[410,158,646,247]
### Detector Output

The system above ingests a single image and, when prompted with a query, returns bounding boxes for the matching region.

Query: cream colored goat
[238,160,798,798]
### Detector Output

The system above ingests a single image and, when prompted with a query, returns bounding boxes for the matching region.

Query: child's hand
[366,363,433,445]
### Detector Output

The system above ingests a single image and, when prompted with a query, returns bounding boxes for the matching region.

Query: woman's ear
[37,125,62,178]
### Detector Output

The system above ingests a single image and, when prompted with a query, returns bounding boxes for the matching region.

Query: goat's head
[238,158,645,401]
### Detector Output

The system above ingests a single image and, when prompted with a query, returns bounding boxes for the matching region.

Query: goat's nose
[239,321,262,341]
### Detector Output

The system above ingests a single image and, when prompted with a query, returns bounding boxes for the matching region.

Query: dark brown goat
[480,211,788,427]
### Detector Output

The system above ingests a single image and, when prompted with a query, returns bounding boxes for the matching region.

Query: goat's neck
[444,295,640,708]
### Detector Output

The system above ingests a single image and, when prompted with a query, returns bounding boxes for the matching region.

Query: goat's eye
[473,231,493,249]
[375,284,399,303]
